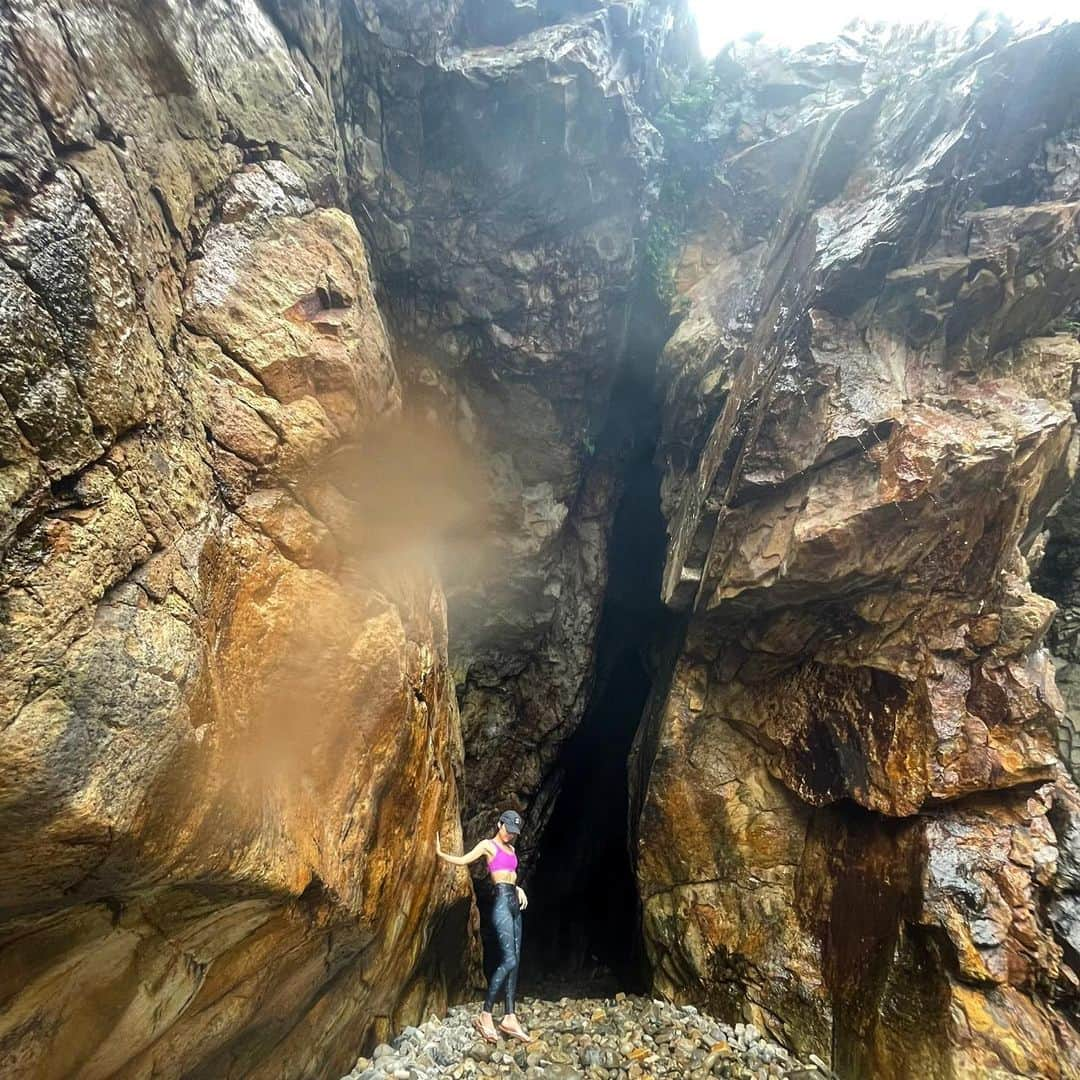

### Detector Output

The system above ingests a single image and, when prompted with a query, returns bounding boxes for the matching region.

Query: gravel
[341,993,831,1079]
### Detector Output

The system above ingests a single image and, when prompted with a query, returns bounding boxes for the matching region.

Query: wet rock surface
[0,2,478,1076]
[633,15,1080,1080]
[5,2,1080,1078]
[342,995,819,1080]
[324,0,692,853]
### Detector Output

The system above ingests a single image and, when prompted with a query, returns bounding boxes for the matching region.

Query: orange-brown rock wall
[634,20,1080,1080]
[0,2,477,1076]
[8,5,1080,1078]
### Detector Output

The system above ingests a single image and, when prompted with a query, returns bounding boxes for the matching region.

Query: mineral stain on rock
[2,2,1080,1079]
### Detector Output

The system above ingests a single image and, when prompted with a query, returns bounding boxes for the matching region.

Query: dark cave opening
[520,617,661,992]
[516,290,674,996]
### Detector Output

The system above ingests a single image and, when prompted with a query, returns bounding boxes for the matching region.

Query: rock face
[0,2,475,1076]
[1033,335,1080,779]
[317,0,692,851]
[6,3,1080,1079]
[633,19,1080,1080]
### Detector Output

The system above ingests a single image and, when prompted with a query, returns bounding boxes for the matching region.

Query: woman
[436,809,531,1044]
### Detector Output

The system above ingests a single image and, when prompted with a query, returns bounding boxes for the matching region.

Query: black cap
[498,810,523,835]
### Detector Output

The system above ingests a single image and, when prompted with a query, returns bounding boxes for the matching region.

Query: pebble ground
[342,994,836,1079]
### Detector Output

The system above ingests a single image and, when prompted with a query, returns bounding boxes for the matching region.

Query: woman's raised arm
[436,836,494,867]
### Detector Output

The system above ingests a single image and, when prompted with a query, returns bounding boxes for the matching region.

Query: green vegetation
[643,176,687,308]
[1052,314,1080,337]
[654,64,722,155]
[644,63,722,309]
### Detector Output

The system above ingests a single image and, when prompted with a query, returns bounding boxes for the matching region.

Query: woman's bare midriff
[491,871,517,884]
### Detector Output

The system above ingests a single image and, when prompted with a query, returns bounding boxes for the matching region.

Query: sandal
[472,1016,498,1044]
[498,1021,532,1043]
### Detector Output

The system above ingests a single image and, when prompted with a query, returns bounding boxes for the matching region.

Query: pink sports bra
[488,841,518,874]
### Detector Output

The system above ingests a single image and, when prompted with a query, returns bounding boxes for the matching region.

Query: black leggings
[484,884,522,1014]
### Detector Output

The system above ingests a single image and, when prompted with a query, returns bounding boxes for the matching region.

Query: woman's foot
[472,1013,499,1044]
[498,1014,532,1043]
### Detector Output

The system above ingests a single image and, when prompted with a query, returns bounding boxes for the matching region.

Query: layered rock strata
[313,0,692,850]
[633,19,1080,1080]
[0,2,475,1076]
[6,3,1080,1079]
[1032,334,1080,780]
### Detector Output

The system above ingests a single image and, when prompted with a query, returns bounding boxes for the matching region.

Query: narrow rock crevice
[523,282,674,995]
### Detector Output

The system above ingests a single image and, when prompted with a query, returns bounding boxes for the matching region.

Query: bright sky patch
[687,1,1074,54]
